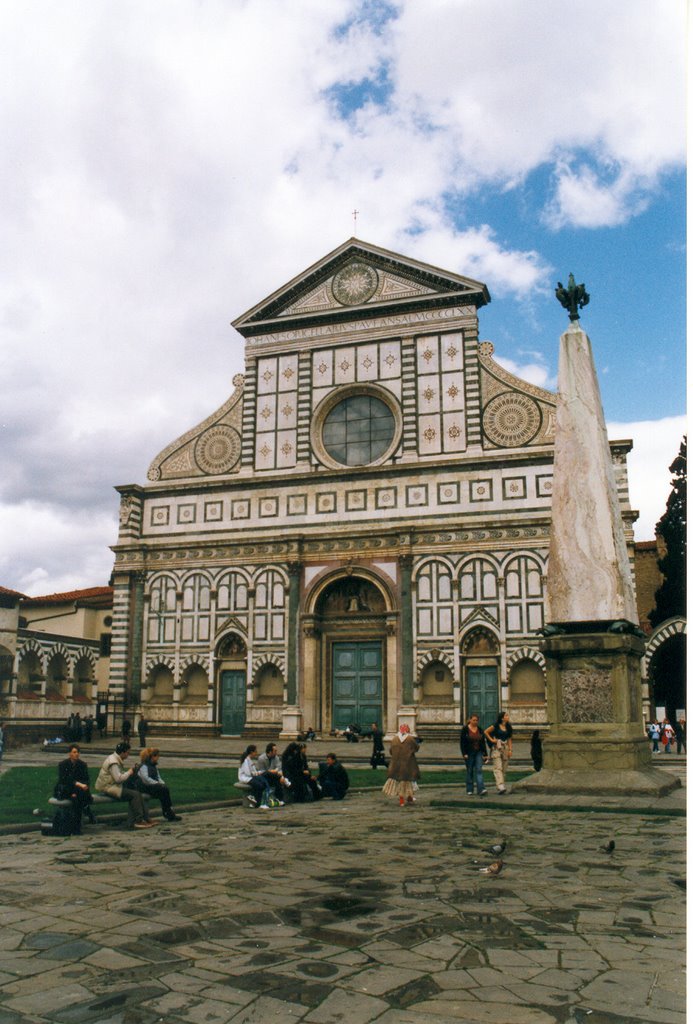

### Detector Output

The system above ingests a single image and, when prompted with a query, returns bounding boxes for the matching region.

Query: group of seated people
[238,742,349,808]
[54,742,182,833]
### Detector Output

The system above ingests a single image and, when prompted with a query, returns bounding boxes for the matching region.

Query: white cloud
[606,416,686,541]
[0,0,684,592]
[493,354,554,391]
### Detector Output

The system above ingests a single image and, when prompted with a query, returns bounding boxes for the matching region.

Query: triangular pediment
[233,238,490,336]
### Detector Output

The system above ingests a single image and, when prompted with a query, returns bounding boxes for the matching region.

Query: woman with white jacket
[238,745,272,809]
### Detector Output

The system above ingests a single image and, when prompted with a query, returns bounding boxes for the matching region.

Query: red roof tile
[22,586,113,607]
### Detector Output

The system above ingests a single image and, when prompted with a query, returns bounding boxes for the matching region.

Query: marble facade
[109,240,638,737]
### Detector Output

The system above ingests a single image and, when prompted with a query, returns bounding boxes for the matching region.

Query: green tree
[649,435,686,628]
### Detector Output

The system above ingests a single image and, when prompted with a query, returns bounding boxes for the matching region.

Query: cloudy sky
[0,0,686,596]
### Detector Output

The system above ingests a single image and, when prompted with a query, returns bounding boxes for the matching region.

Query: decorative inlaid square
[231,499,250,520]
[346,489,367,511]
[204,501,223,522]
[316,492,336,514]
[259,497,279,518]
[376,487,397,509]
[177,504,196,525]
[151,505,170,526]
[437,482,459,504]
[406,485,428,507]
[470,479,493,502]
[536,474,553,497]
[503,477,527,500]
[288,494,307,516]
[380,341,401,378]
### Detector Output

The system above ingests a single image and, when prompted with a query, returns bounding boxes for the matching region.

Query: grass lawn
[0,766,531,826]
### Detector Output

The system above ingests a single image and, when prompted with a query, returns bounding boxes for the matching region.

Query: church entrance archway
[217,633,247,735]
[462,627,500,726]
[303,572,395,734]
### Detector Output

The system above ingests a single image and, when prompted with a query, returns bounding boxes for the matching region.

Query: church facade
[109,240,637,737]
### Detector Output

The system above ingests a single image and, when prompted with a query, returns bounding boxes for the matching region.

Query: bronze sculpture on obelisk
[516,276,679,795]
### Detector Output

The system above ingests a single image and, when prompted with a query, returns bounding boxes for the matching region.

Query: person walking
[484,711,513,794]
[137,717,148,747]
[674,718,686,754]
[368,722,387,769]
[662,719,675,754]
[649,721,661,753]
[383,723,420,807]
[530,730,543,772]
[460,714,489,796]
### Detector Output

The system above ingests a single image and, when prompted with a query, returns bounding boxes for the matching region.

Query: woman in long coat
[382,724,420,806]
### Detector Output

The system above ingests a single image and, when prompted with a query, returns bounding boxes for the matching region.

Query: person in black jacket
[459,714,489,796]
[55,744,92,834]
[282,742,321,801]
[318,754,350,799]
[530,730,543,772]
[368,722,387,768]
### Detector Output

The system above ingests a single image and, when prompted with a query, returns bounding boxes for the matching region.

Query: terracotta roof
[0,585,26,599]
[635,540,658,551]
[21,586,113,607]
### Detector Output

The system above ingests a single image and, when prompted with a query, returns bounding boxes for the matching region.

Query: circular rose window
[321,394,396,466]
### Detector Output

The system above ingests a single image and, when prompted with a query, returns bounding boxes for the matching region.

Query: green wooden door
[332,641,383,731]
[220,670,246,735]
[466,666,499,728]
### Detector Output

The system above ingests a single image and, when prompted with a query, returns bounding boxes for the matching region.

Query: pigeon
[487,840,507,856]
[479,859,503,876]
[600,839,615,854]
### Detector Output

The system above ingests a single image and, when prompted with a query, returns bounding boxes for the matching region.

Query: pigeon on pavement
[487,840,507,855]
[600,840,615,854]
[479,859,503,876]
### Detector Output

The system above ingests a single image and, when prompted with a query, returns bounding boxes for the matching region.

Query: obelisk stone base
[514,630,680,797]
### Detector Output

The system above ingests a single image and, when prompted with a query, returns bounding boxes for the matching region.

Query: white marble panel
[278,353,298,392]
[418,374,440,413]
[277,395,297,429]
[373,560,397,582]
[381,378,401,401]
[379,340,401,378]
[334,347,356,384]
[276,430,297,468]
[357,343,378,381]
[442,411,466,452]
[417,336,439,374]
[441,371,465,411]
[440,332,464,371]
[257,357,278,394]
[256,393,276,432]
[312,386,331,410]
[255,432,276,470]
[418,414,442,454]
[313,349,333,388]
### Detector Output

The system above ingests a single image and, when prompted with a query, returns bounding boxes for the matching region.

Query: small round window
[322,395,396,466]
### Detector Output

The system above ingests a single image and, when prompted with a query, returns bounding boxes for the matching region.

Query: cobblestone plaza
[0,781,685,1024]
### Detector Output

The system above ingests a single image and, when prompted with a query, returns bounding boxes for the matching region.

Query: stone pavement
[0,787,685,1024]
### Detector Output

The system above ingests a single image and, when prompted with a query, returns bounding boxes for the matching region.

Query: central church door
[220,670,246,735]
[332,641,382,730]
